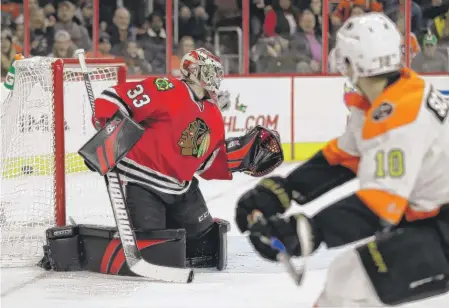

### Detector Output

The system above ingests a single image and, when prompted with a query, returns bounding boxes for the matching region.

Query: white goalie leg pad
[315,241,383,307]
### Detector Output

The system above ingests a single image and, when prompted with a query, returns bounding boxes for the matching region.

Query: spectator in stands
[30,8,55,56]
[200,29,214,52]
[263,0,298,38]
[171,36,195,76]
[124,40,153,75]
[418,0,449,30]
[152,0,167,14]
[1,30,16,77]
[97,34,114,58]
[43,2,56,19]
[54,0,91,51]
[251,35,296,73]
[108,7,133,48]
[212,0,242,28]
[181,0,203,9]
[81,1,94,39]
[1,11,13,34]
[178,5,208,43]
[309,0,323,35]
[86,33,114,58]
[331,0,382,29]
[137,12,166,74]
[49,29,76,58]
[413,2,424,34]
[412,33,449,72]
[1,0,22,21]
[291,9,322,73]
[431,8,449,47]
[28,0,40,13]
[350,5,367,17]
[249,0,266,42]
[397,0,424,35]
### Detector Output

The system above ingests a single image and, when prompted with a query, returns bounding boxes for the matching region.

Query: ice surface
[2,163,449,307]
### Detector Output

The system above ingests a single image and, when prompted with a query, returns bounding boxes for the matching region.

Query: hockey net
[0,56,126,267]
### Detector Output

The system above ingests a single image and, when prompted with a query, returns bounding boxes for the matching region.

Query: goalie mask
[180,48,224,97]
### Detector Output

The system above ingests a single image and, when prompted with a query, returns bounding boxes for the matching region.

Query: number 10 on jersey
[375,149,405,178]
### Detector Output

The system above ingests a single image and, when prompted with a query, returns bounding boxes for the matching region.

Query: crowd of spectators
[251,0,449,73]
[1,0,448,77]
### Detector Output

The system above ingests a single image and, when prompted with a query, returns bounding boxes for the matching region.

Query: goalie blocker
[39,218,230,275]
[78,109,144,175]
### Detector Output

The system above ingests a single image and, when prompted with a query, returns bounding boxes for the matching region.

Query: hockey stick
[250,211,305,286]
[75,49,194,283]
[260,235,305,285]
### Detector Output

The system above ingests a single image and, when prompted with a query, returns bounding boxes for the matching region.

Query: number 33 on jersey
[323,69,449,225]
[126,84,151,108]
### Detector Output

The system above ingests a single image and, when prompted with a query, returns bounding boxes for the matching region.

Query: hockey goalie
[41,48,283,276]
[235,13,449,307]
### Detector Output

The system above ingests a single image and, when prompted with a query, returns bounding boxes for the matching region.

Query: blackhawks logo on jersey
[178,118,210,158]
[154,77,174,91]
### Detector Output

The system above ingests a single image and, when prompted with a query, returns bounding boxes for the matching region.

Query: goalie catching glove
[226,126,283,177]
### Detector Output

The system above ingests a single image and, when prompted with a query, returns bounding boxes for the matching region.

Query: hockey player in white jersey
[235,12,449,307]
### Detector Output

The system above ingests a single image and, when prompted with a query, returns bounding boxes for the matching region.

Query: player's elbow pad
[286,151,356,204]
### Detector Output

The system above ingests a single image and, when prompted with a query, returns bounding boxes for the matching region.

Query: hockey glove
[235,176,292,233]
[236,176,316,261]
[247,213,303,261]
[226,126,283,177]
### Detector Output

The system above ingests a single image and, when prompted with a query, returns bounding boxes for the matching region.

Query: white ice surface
[2,163,449,307]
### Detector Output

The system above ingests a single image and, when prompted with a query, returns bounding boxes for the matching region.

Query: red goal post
[52,58,127,226]
[0,57,126,267]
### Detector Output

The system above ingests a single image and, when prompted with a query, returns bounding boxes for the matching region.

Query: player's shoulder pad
[362,73,426,140]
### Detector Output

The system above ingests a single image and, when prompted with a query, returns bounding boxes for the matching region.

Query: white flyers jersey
[322,69,449,224]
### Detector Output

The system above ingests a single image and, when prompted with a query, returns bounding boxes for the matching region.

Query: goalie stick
[75,49,194,283]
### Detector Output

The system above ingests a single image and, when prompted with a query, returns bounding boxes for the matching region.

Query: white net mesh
[1,57,120,267]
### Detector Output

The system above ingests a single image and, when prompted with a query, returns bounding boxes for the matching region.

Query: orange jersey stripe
[322,139,359,173]
[357,189,408,224]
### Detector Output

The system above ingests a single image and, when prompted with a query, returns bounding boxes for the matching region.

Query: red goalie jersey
[94,76,232,194]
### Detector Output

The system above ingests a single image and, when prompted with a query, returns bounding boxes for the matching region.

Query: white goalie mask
[335,12,402,83]
[180,48,224,97]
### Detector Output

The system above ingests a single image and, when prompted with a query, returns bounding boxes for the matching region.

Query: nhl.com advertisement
[221,94,279,135]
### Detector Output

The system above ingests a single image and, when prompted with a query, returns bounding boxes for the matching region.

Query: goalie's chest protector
[126,81,226,182]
